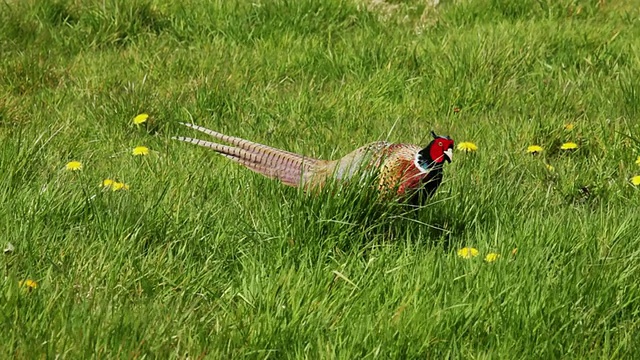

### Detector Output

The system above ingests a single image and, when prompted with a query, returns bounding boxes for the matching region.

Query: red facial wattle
[429,139,453,163]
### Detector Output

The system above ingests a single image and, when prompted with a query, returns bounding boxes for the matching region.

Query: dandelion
[132,146,149,156]
[457,247,479,259]
[133,113,149,125]
[101,179,129,191]
[527,145,543,154]
[111,182,130,191]
[564,123,574,131]
[101,179,115,188]
[560,142,578,150]
[631,176,640,186]
[65,161,83,171]
[545,164,555,172]
[457,142,478,152]
[485,253,500,262]
[636,156,640,165]
[19,279,38,292]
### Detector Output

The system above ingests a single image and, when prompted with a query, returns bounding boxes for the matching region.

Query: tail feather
[173,126,319,187]
[227,155,309,186]
[179,122,303,159]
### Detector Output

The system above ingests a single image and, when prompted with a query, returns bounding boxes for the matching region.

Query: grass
[2,0,640,358]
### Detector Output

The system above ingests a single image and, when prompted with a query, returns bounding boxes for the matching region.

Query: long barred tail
[172,122,318,187]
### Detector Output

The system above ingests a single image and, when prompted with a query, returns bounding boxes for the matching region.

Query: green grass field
[2,0,640,358]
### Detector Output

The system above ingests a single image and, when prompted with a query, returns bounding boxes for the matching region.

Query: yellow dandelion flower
[111,182,130,191]
[65,161,83,171]
[545,164,555,172]
[485,253,500,262]
[457,247,479,259]
[133,113,149,125]
[19,279,38,291]
[527,145,543,154]
[560,142,578,150]
[564,123,574,131]
[101,179,115,188]
[636,156,640,165]
[631,176,640,186]
[457,142,478,152]
[132,146,149,156]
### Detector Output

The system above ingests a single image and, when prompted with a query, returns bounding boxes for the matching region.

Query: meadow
[1,0,640,358]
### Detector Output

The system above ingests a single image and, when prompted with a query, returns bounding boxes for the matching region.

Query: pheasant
[173,123,453,204]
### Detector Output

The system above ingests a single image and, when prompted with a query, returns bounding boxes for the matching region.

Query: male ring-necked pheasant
[174,123,453,204]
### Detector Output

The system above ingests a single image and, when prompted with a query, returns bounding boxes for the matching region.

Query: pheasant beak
[443,148,453,163]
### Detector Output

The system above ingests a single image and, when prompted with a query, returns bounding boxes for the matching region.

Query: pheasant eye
[437,141,443,147]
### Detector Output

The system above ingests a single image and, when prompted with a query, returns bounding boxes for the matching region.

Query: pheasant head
[415,131,454,171]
